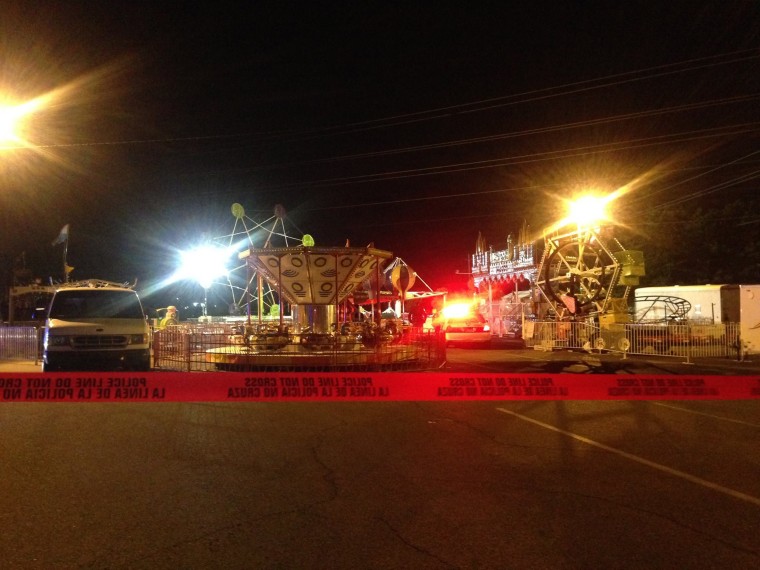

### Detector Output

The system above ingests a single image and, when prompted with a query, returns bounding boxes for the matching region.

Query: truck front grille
[72,335,129,348]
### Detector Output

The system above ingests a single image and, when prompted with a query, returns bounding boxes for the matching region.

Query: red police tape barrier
[1,372,759,402]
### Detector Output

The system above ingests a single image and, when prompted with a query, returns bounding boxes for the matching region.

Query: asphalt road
[3,342,760,377]
[1,349,759,568]
[1,389,759,568]
[445,341,760,376]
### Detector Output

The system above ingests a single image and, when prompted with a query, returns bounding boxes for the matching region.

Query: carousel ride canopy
[240,245,394,305]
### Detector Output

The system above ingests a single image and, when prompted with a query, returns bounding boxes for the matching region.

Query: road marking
[495,407,760,508]
[651,402,760,428]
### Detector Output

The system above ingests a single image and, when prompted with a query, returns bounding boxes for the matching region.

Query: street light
[539,193,619,241]
[567,195,609,227]
[0,96,46,148]
[177,245,229,319]
[0,104,24,145]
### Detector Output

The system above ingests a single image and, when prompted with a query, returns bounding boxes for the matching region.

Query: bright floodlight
[0,96,46,146]
[0,104,24,144]
[179,245,229,289]
[567,195,608,226]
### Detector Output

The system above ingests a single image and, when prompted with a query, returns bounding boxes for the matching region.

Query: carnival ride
[191,203,443,371]
[210,203,299,317]
[632,295,691,323]
[450,192,749,354]
[536,225,645,319]
[469,195,650,349]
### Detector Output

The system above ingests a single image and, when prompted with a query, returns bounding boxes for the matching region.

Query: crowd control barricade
[0,326,41,362]
[622,322,741,361]
[523,320,601,351]
[484,300,527,339]
[523,320,743,361]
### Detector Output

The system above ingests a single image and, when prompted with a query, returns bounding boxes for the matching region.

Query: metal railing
[1,321,746,368]
[153,323,447,372]
[484,300,527,338]
[523,320,743,361]
[0,326,42,361]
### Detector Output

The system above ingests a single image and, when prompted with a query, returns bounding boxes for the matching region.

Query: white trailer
[739,285,760,355]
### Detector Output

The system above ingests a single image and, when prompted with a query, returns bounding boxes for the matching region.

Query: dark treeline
[618,196,760,286]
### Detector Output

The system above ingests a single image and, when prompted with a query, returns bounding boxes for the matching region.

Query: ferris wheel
[212,203,307,316]
[537,225,625,317]
[534,194,645,320]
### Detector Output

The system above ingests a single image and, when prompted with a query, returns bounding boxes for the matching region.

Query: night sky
[2,2,759,311]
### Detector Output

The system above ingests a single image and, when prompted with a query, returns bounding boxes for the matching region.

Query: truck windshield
[49,290,145,319]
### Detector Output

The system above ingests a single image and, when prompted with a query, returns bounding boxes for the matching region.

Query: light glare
[0,103,25,144]
[442,302,475,319]
[0,96,48,147]
[178,246,229,289]
[568,195,608,226]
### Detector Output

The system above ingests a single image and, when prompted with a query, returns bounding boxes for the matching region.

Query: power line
[198,93,760,174]
[259,48,760,140]
[625,149,760,208]
[10,48,760,154]
[193,121,760,192]
[651,169,760,210]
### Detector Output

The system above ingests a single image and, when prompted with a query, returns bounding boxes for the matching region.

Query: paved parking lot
[2,344,760,376]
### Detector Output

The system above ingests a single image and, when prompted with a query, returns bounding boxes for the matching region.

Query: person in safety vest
[159,306,178,328]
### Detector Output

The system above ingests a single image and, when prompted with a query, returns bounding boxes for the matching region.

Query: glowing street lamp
[0,104,24,145]
[0,96,47,148]
[541,192,618,238]
[178,245,229,317]
[567,195,609,227]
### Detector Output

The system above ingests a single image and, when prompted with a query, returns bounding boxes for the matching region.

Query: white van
[43,280,151,372]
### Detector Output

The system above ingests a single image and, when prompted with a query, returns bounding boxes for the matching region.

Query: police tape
[1,372,759,402]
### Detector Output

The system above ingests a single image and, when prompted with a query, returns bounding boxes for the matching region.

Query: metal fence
[0,326,42,361]
[153,323,447,372]
[483,300,528,339]
[2,321,747,368]
[523,320,744,361]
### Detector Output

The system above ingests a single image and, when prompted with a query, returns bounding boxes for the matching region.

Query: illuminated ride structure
[210,203,298,318]
[211,204,441,319]
[470,225,538,337]
[203,244,443,370]
[240,243,394,342]
[199,206,444,370]
[535,224,645,320]
[471,218,645,335]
